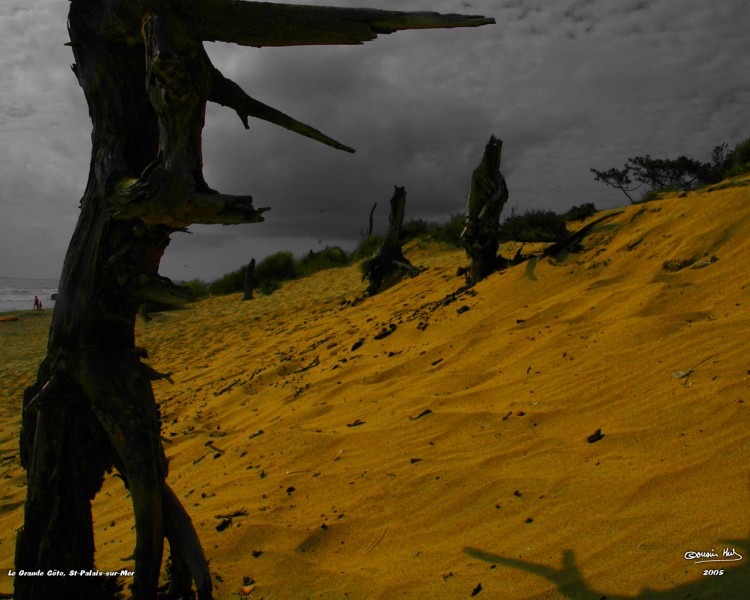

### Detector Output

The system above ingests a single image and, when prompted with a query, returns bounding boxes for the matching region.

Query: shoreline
[0,308,55,318]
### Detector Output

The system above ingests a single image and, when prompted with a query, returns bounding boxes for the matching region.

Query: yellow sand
[1,177,749,599]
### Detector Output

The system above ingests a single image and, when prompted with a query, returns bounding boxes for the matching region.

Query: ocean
[0,277,59,314]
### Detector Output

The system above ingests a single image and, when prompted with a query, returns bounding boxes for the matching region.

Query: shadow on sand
[464,537,750,599]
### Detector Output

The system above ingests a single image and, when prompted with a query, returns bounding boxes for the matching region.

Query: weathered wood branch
[180,1,495,47]
[111,175,269,228]
[209,66,355,153]
[133,274,193,306]
[368,202,377,236]
[461,135,509,283]
[163,483,212,599]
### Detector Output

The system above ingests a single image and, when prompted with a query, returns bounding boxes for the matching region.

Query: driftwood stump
[363,186,420,295]
[15,2,493,599]
[461,135,509,283]
[243,258,256,301]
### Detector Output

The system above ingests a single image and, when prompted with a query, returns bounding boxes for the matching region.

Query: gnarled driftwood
[363,186,421,295]
[15,2,493,598]
[461,135,509,283]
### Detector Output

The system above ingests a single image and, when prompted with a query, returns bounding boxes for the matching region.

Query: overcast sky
[1,0,748,281]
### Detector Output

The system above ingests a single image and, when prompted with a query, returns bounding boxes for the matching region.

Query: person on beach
[33,296,41,311]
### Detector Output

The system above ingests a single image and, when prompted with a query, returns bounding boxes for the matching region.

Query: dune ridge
[1,177,749,598]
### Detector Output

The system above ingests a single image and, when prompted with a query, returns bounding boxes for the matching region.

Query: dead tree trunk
[14,2,493,599]
[363,186,420,295]
[243,258,256,301]
[385,187,407,249]
[461,135,509,283]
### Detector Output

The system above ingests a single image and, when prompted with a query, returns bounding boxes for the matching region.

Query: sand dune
[1,176,749,598]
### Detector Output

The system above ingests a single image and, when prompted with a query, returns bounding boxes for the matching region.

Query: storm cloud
[1,0,748,281]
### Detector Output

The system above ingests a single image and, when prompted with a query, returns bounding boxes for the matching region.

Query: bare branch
[133,274,194,305]
[111,175,269,228]
[209,66,355,153]
[180,0,495,47]
[163,483,212,599]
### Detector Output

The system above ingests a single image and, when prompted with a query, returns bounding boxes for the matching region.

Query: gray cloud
[2,0,749,281]
[0,0,88,278]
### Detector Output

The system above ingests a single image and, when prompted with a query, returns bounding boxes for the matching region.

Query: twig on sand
[213,379,240,396]
[215,509,248,520]
[673,353,719,387]
[293,356,320,373]
[204,441,225,454]
[363,528,388,556]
